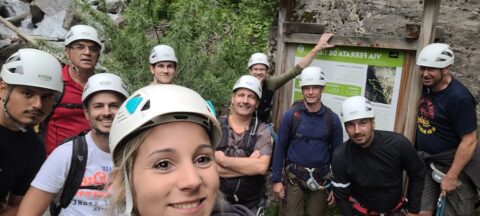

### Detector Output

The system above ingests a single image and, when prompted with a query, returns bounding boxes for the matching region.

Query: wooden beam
[403,0,441,142]
[283,22,325,34]
[284,33,418,50]
[394,51,416,133]
[272,0,290,128]
[405,24,444,40]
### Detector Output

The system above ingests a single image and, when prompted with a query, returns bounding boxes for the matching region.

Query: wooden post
[271,0,293,128]
[403,0,441,142]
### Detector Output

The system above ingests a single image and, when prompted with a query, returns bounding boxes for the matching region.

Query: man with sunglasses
[43,24,103,155]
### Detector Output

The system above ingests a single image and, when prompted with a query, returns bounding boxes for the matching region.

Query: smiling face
[131,122,218,216]
[419,66,448,91]
[248,64,268,82]
[231,88,259,117]
[150,61,176,84]
[0,82,57,127]
[84,91,123,135]
[65,40,100,72]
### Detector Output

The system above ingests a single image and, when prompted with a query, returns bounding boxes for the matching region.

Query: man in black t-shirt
[0,49,63,215]
[415,43,478,216]
[332,96,425,216]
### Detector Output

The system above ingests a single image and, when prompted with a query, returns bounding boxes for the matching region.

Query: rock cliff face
[291,0,480,132]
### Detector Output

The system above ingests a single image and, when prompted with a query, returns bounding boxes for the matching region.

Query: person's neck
[230,113,252,133]
[304,101,322,113]
[431,75,452,92]
[90,131,110,153]
[68,65,94,86]
[0,109,19,131]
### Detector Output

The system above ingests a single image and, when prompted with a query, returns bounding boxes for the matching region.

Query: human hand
[214,151,226,164]
[313,33,335,52]
[272,182,285,199]
[405,212,419,216]
[441,174,459,196]
[326,191,335,205]
[249,150,261,158]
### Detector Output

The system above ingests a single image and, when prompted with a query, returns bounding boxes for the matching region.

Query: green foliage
[98,0,277,112]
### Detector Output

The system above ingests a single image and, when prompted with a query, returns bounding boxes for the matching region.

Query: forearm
[447,131,477,178]
[217,165,245,178]
[266,65,303,91]
[217,155,270,176]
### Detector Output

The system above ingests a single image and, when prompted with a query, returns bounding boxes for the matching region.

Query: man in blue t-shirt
[271,66,343,216]
[415,43,478,216]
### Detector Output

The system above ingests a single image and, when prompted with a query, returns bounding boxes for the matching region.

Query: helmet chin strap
[2,86,27,133]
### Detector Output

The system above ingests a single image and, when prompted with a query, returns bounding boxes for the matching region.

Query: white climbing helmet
[109,84,221,164]
[416,43,454,68]
[341,96,375,123]
[248,53,270,69]
[232,75,262,99]
[300,66,326,87]
[1,48,63,93]
[149,44,178,64]
[65,24,102,47]
[82,73,129,103]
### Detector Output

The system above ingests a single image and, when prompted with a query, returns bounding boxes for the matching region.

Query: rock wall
[292,0,480,135]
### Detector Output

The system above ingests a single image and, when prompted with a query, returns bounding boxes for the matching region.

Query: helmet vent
[8,66,23,75]
[141,101,150,111]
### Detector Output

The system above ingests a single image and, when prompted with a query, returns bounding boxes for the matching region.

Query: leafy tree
[99,0,277,113]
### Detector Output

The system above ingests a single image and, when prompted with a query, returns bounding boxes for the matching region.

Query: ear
[64,47,70,60]
[83,105,90,120]
[0,81,8,101]
[149,64,155,75]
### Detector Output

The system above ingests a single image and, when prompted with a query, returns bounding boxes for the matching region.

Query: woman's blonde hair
[107,129,152,215]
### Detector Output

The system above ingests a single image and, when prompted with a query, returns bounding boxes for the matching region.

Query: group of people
[0,23,477,216]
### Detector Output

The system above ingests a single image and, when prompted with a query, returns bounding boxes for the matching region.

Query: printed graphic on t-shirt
[72,166,111,212]
[417,97,436,135]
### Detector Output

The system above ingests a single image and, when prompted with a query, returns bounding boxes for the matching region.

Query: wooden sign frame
[272,0,441,142]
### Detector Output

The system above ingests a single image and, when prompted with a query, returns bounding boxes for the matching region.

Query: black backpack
[49,132,89,216]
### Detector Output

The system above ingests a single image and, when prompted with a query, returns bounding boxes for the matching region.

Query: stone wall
[292,0,480,136]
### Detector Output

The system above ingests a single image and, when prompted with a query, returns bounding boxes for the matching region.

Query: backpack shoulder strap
[242,117,260,155]
[49,134,88,216]
[217,116,229,150]
[323,105,334,153]
[289,100,304,140]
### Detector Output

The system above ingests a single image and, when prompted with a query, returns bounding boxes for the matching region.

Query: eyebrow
[23,87,54,96]
[147,143,213,157]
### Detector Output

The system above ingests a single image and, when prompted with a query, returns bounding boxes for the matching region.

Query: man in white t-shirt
[17,73,129,216]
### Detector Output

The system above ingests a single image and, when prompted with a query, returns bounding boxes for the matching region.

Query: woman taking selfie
[108,84,254,216]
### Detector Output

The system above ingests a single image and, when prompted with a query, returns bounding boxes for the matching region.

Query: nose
[31,95,42,109]
[103,105,112,115]
[177,163,202,191]
[242,95,249,103]
[308,87,314,94]
[353,123,361,134]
